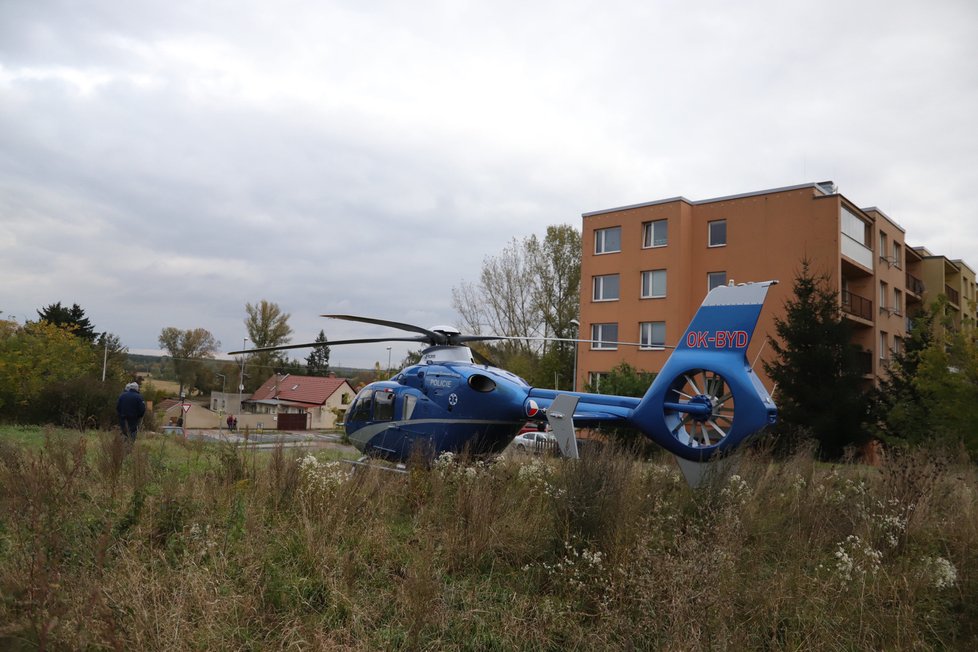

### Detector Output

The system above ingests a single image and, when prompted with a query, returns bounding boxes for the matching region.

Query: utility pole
[215,373,226,429]
[101,332,108,382]
[238,338,248,420]
[570,319,580,392]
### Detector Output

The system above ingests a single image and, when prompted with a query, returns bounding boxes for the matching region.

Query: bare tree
[453,236,541,357]
[452,225,581,384]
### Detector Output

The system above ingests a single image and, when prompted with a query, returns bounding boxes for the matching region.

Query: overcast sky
[2,0,976,368]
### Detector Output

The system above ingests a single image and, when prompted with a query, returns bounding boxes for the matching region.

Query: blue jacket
[117,389,146,419]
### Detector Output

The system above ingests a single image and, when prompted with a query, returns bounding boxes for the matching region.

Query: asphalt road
[167,428,358,453]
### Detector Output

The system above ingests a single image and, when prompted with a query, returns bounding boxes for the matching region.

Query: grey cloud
[2,0,977,366]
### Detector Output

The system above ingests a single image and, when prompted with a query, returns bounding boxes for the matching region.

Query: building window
[879,280,888,311]
[707,271,727,291]
[641,269,667,298]
[592,274,620,301]
[590,323,618,350]
[841,207,871,246]
[892,242,902,268]
[879,231,888,263]
[708,219,727,247]
[879,331,888,359]
[640,321,666,349]
[642,219,668,248]
[587,372,608,392]
[594,226,621,254]
[893,288,903,316]
[893,336,903,356]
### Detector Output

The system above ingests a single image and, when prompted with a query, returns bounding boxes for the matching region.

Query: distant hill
[124,352,367,381]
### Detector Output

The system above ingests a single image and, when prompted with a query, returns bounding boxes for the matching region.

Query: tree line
[2,233,975,463]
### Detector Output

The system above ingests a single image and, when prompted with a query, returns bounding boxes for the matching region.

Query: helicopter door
[374,390,395,421]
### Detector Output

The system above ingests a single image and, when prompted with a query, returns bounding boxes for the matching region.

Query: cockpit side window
[402,394,418,420]
[348,389,373,422]
[374,390,395,422]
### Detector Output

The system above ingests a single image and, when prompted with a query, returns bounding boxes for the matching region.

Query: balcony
[841,234,873,270]
[842,290,873,322]
[905,272,924,296]
[946,284,960,306]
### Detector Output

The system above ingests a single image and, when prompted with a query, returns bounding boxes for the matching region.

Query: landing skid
[342,455,409,475]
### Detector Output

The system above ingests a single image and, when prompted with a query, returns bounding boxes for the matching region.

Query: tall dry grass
[0,428,974,650]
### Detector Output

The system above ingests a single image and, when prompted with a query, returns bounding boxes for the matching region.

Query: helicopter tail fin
[628,281,778,463]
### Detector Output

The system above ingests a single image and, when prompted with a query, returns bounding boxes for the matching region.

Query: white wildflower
[434,451,456,469]
[921,556,957,589]
[298,454,350,495]
[826,535,883,587]
[721,473,751,503]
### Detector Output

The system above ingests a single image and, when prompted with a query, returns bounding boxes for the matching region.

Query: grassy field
[0,425,974,650]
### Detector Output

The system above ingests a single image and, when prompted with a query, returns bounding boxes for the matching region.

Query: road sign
[182,404,191,414]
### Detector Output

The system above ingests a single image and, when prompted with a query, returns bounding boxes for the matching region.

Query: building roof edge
[582,181,831,218]
[861,206,906,233]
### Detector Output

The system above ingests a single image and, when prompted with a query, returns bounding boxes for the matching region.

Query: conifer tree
[872,303,936,445]
[36,302,97,341]
[764,260,869,458]
[305,330,331,376]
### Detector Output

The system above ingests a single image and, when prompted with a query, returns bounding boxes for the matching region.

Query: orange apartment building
[913,247,977,336]
[576,181,976,393]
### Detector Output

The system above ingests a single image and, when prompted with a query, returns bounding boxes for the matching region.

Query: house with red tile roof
[245,373,355,430]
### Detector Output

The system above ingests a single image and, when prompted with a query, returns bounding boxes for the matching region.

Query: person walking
[117,381,146,443]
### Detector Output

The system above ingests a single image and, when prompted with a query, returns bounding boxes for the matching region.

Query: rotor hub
[688,394,715,423]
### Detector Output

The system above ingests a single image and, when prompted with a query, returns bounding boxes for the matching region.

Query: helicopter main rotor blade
[228,335,428,355]
[487,335,676,349]
[320,314,441,340]
[451,335,508,344]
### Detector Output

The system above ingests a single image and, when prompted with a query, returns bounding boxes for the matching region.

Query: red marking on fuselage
[685,330,749,349]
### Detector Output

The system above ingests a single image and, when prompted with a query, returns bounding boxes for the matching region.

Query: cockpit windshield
[347,388,373,422]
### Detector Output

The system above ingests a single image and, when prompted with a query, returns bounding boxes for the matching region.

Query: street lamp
[386,346,392,377]
[238,338,247,424]
[215,373,226,429]
[570,319,580,392]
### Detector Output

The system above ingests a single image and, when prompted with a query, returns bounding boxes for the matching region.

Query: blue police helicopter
[232,281,778,483]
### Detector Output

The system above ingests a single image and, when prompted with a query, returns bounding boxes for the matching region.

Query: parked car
[512,426,558,455]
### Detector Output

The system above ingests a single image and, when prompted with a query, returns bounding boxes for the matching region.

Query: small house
[245,373,355,430]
